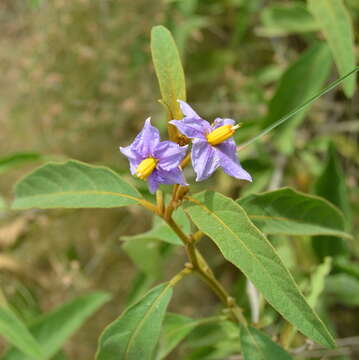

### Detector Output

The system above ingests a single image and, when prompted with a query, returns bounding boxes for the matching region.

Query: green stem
[169,265,193,287]
[164,214,247,325]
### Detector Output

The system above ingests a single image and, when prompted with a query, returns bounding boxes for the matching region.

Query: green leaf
[157,314,227,359]
[307,257,332,308]
[122,207,189,246]
[308,0,356,97]
[263,42,332,154]
[151,25,186,121]
[0,306,43,359]
[96,283,173,360]
[12,160,143,210]
[312,143,351,259]
[157,313,197,360]
[325,274,359,307]
[259,3,319,36]
[3,292,110,360]
[237,187,352,239]
[125,272,155,307]
[122,238,168,277]
[0,153,44,175]
[184,191,335,348]
[239,325,292,360]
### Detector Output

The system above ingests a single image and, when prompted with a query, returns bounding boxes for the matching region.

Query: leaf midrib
[186,195,333,346]
[14,190,142,206]
[124,283,172,359]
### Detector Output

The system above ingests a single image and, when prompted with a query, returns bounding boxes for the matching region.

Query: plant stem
[164,214,247,325]
[169,265,194,287]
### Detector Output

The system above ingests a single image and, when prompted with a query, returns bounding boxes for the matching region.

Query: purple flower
[120,118,188,193]
[170,100,252,182]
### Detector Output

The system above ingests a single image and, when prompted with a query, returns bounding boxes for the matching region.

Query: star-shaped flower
[120,118,188,193]
[170,100,252,182]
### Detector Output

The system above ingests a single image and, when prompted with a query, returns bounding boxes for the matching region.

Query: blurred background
[0,0,358,358]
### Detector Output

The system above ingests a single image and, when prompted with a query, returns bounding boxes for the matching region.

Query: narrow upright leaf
[239,325,292,360]
[237,187,351,239]
[12,160,143,210]
[151,25,186,139]
[308,0,356,97]
[184,191,335,348]
[307,257,332,308]
[312,143,351,259]
[96,283,173,360]
[0,306,43,359]
[3,292,110,360]
[263,42,332,154]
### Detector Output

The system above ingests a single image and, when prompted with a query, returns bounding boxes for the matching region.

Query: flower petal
[156,167,188,186]
[130,118,160,157]
[170,118,211,139]
[177,100,201,119]
[213,117,235,129]
[119,145,143,175]
[154,141,188,171]
[215,141,252,181]
[192,141,219,181]
[147,172,160,193]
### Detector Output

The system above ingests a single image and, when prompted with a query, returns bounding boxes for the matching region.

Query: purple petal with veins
[215,141,252,181]
[130,118,160,157]
[120,118,188,193]
[154,141,188,171]
[170,118,211,139]
[177,100,201,119]
[191,140,219,181]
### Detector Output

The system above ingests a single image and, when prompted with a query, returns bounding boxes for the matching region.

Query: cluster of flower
[120,100,252,193]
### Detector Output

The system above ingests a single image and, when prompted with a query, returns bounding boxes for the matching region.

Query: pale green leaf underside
[0,307,43,360]
[96,283,173,360]
[240,325,292,360]
[3,292,110,360]
[308,0,356,97]
[122,207,189,246]
[184,191,335,348]
[238,187,352,239]
[151,25,186,119]
[12,160,143,210]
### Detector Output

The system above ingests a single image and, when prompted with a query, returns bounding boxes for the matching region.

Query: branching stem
[164,212,247,325]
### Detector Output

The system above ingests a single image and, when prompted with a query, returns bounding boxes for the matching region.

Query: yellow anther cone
[207,125,238,146]
[136,158,157,180]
